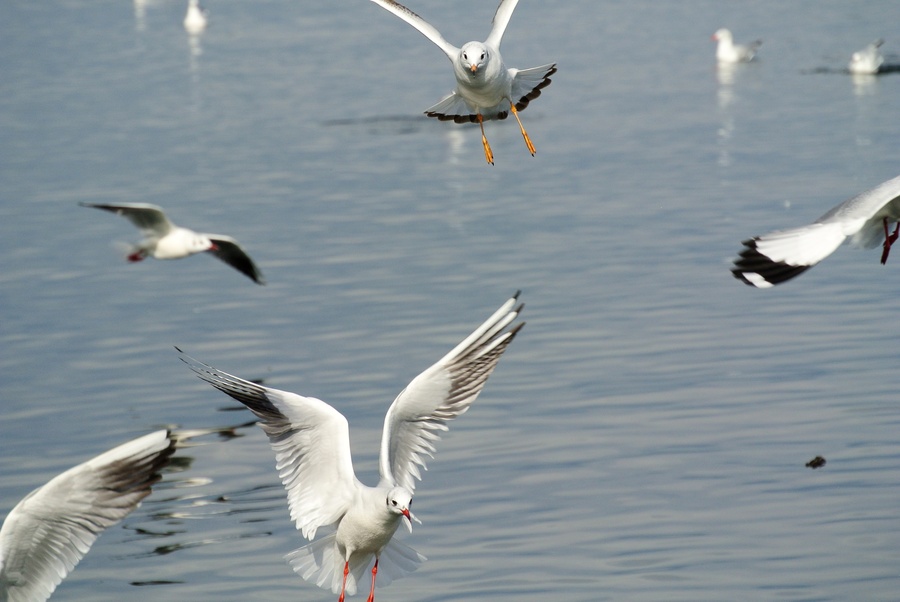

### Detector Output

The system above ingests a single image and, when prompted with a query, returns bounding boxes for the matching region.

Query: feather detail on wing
[79,202,174,237]
[178,351,357,540]
[510,63,557,111]
[378,293,524,492]
[206,235,265,285]
[732,223,848,287]
[424,91,481,123]
[0,430,174,601]
[485,0,520,49]
[368,0,458,59]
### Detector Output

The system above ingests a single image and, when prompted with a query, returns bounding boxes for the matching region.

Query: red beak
[402,509,411,520]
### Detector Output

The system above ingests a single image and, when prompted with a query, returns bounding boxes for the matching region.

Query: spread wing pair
[179,292,524,599]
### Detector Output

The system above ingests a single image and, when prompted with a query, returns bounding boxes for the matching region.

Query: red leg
[127,250,145,262]
[881,218,900,265]
[365,558,379,602]
[338,561,349,602]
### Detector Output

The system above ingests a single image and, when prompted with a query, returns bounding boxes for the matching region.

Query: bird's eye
[480,52,485,60]
[463,53,468,60]
[391,499,397,506]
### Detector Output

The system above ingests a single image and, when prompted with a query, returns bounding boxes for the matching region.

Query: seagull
[732,174,900,287]
[368,0,556,165]
[178,292,524,601]
[80,202,265,285]
[849,38,885,75]
[183,0,208,35]
[0,430,176,601]
[712,28,761,63]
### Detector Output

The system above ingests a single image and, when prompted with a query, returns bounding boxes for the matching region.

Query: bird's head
[386,486,419,532]
[459,42,489,74]
[192,234,216,254]
[712,28,731,43]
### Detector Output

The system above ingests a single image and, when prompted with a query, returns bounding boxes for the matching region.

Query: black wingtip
[731,239,812,287]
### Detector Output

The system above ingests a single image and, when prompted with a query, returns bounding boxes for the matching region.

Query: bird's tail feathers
[285,533,425,595]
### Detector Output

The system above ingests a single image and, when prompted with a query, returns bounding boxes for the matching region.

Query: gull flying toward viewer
[0,430,176,601]
[81,202,265,285]
[712,28,761,63]
[369,0,556,165]
[178,292,524,601]
[732,174,900,287]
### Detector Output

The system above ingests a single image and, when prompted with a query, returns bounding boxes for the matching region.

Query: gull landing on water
[81,202,265,285]
[369,0,556,165]
[178,292,524,601]
[732,174,900,287]
[0,431,176,601]
[712,28,761,63]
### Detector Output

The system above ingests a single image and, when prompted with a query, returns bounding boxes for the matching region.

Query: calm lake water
[3,0,900,600]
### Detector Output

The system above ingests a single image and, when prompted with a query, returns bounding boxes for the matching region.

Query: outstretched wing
[732,174,900,287]
[731,224,844,288]
[369,0,459,59]
[485,0,519,49]
[206,235,265,285]
[80,202,174,237]
[0,430,175,601]
[178,351,358,540]
[378,292,524,492]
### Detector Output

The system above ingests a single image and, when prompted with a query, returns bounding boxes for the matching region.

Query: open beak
[470,64,478,73]
[401,508,420,532]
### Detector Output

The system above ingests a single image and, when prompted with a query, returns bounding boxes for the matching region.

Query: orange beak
[470,64,478,73]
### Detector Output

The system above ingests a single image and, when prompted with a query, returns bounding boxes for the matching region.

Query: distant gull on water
[183,0,208,34]
[848,38,884,74]
[712,28,761,63]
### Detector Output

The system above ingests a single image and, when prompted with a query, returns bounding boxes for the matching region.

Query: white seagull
[183,0,208,35]
[81,202,265,285]
[712,28,761,63]
[0,430,176,601]
[732,174,900,287]
[368,0,556,165]
[178,292,524,601]
[849,38,884,75]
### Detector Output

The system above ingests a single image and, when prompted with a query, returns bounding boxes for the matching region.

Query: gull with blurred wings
[81,202,265,285]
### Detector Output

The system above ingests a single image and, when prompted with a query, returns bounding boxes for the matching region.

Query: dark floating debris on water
[806,456,826,469]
